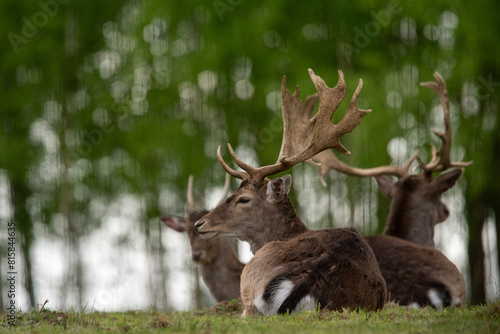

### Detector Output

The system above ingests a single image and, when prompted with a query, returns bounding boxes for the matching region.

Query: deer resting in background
[195,69,387,316]
[365,235,465,308]
[161,174,245,302]
[312,72,469,308]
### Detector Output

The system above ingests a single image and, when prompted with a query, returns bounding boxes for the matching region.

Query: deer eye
[236,197,250,205]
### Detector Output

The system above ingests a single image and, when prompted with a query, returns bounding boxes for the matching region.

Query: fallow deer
[314,72,472,248]
[312,72,469,308]
[195,69,387,316]
[161,174,245,302]
[364,234,465,309]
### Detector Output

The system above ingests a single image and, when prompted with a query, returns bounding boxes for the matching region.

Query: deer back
[365,234,465,308]
[240,228,387,315]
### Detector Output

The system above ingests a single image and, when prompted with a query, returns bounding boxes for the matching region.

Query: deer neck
[198,240,243,301]
[199,242,243,276]
[383,195,436,247]
[215,239,245,272]
[248,197,309,254]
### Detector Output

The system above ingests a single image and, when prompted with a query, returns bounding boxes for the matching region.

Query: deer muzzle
[194,219,205,231]
[194,219,218,239]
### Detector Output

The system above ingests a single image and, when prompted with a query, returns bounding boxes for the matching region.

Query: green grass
[2,301,499,333]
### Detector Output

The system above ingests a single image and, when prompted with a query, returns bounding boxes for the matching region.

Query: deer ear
[161,216,187,232]
[375,175,395,198]
[266,175,292,203]
[431,169,463,194]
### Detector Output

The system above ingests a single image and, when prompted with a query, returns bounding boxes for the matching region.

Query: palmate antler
[311,71,472,185]
[217,69,372,184]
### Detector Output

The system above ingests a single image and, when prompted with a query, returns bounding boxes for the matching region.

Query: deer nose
[192,252,203,261]
[194,220,204,231]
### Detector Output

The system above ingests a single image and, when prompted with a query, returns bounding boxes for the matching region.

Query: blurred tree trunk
[146,217,170,309]
[0,257,3,313]
[11,183,35,308]
[60,2,84,309]
[148,187,169,308]
[155,218,169,308]
[193,266,202,310]
[493,143,500,288]
[464,70,500,304]
[466,196,487,304]
[496,208,500,291]
[144,222,154,307]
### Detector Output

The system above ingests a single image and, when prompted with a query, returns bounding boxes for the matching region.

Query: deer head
[161,174,232,264]
[161,174,244,302]
[312,71,472,247]
[375,168,463,247]
[194,69,371,253]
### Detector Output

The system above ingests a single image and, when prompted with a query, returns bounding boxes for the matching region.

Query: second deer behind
[161,175,244,303]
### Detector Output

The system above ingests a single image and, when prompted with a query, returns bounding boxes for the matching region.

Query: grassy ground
[2,300,499,333]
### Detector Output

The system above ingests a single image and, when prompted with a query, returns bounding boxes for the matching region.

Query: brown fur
[196,176,387,315]
[376,169,463,247]
[365,235,465,308]
[242,229,386,315]
[196,179,308,253]
[162,210,244,302]
[368,169,466,308]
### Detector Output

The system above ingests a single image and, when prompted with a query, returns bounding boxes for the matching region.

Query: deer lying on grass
[161,175,245,302]
[313,72,469,308]
[365,235,465,309]
[195,69,387,316]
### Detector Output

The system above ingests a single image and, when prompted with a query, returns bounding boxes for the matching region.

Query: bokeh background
[1,0,499,311]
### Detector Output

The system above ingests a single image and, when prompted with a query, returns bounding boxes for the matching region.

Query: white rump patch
[408,302,420,310]
[254,280,294,315]
[253,280,316,315]
[294,295,316,312]
[427,289,443,309]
